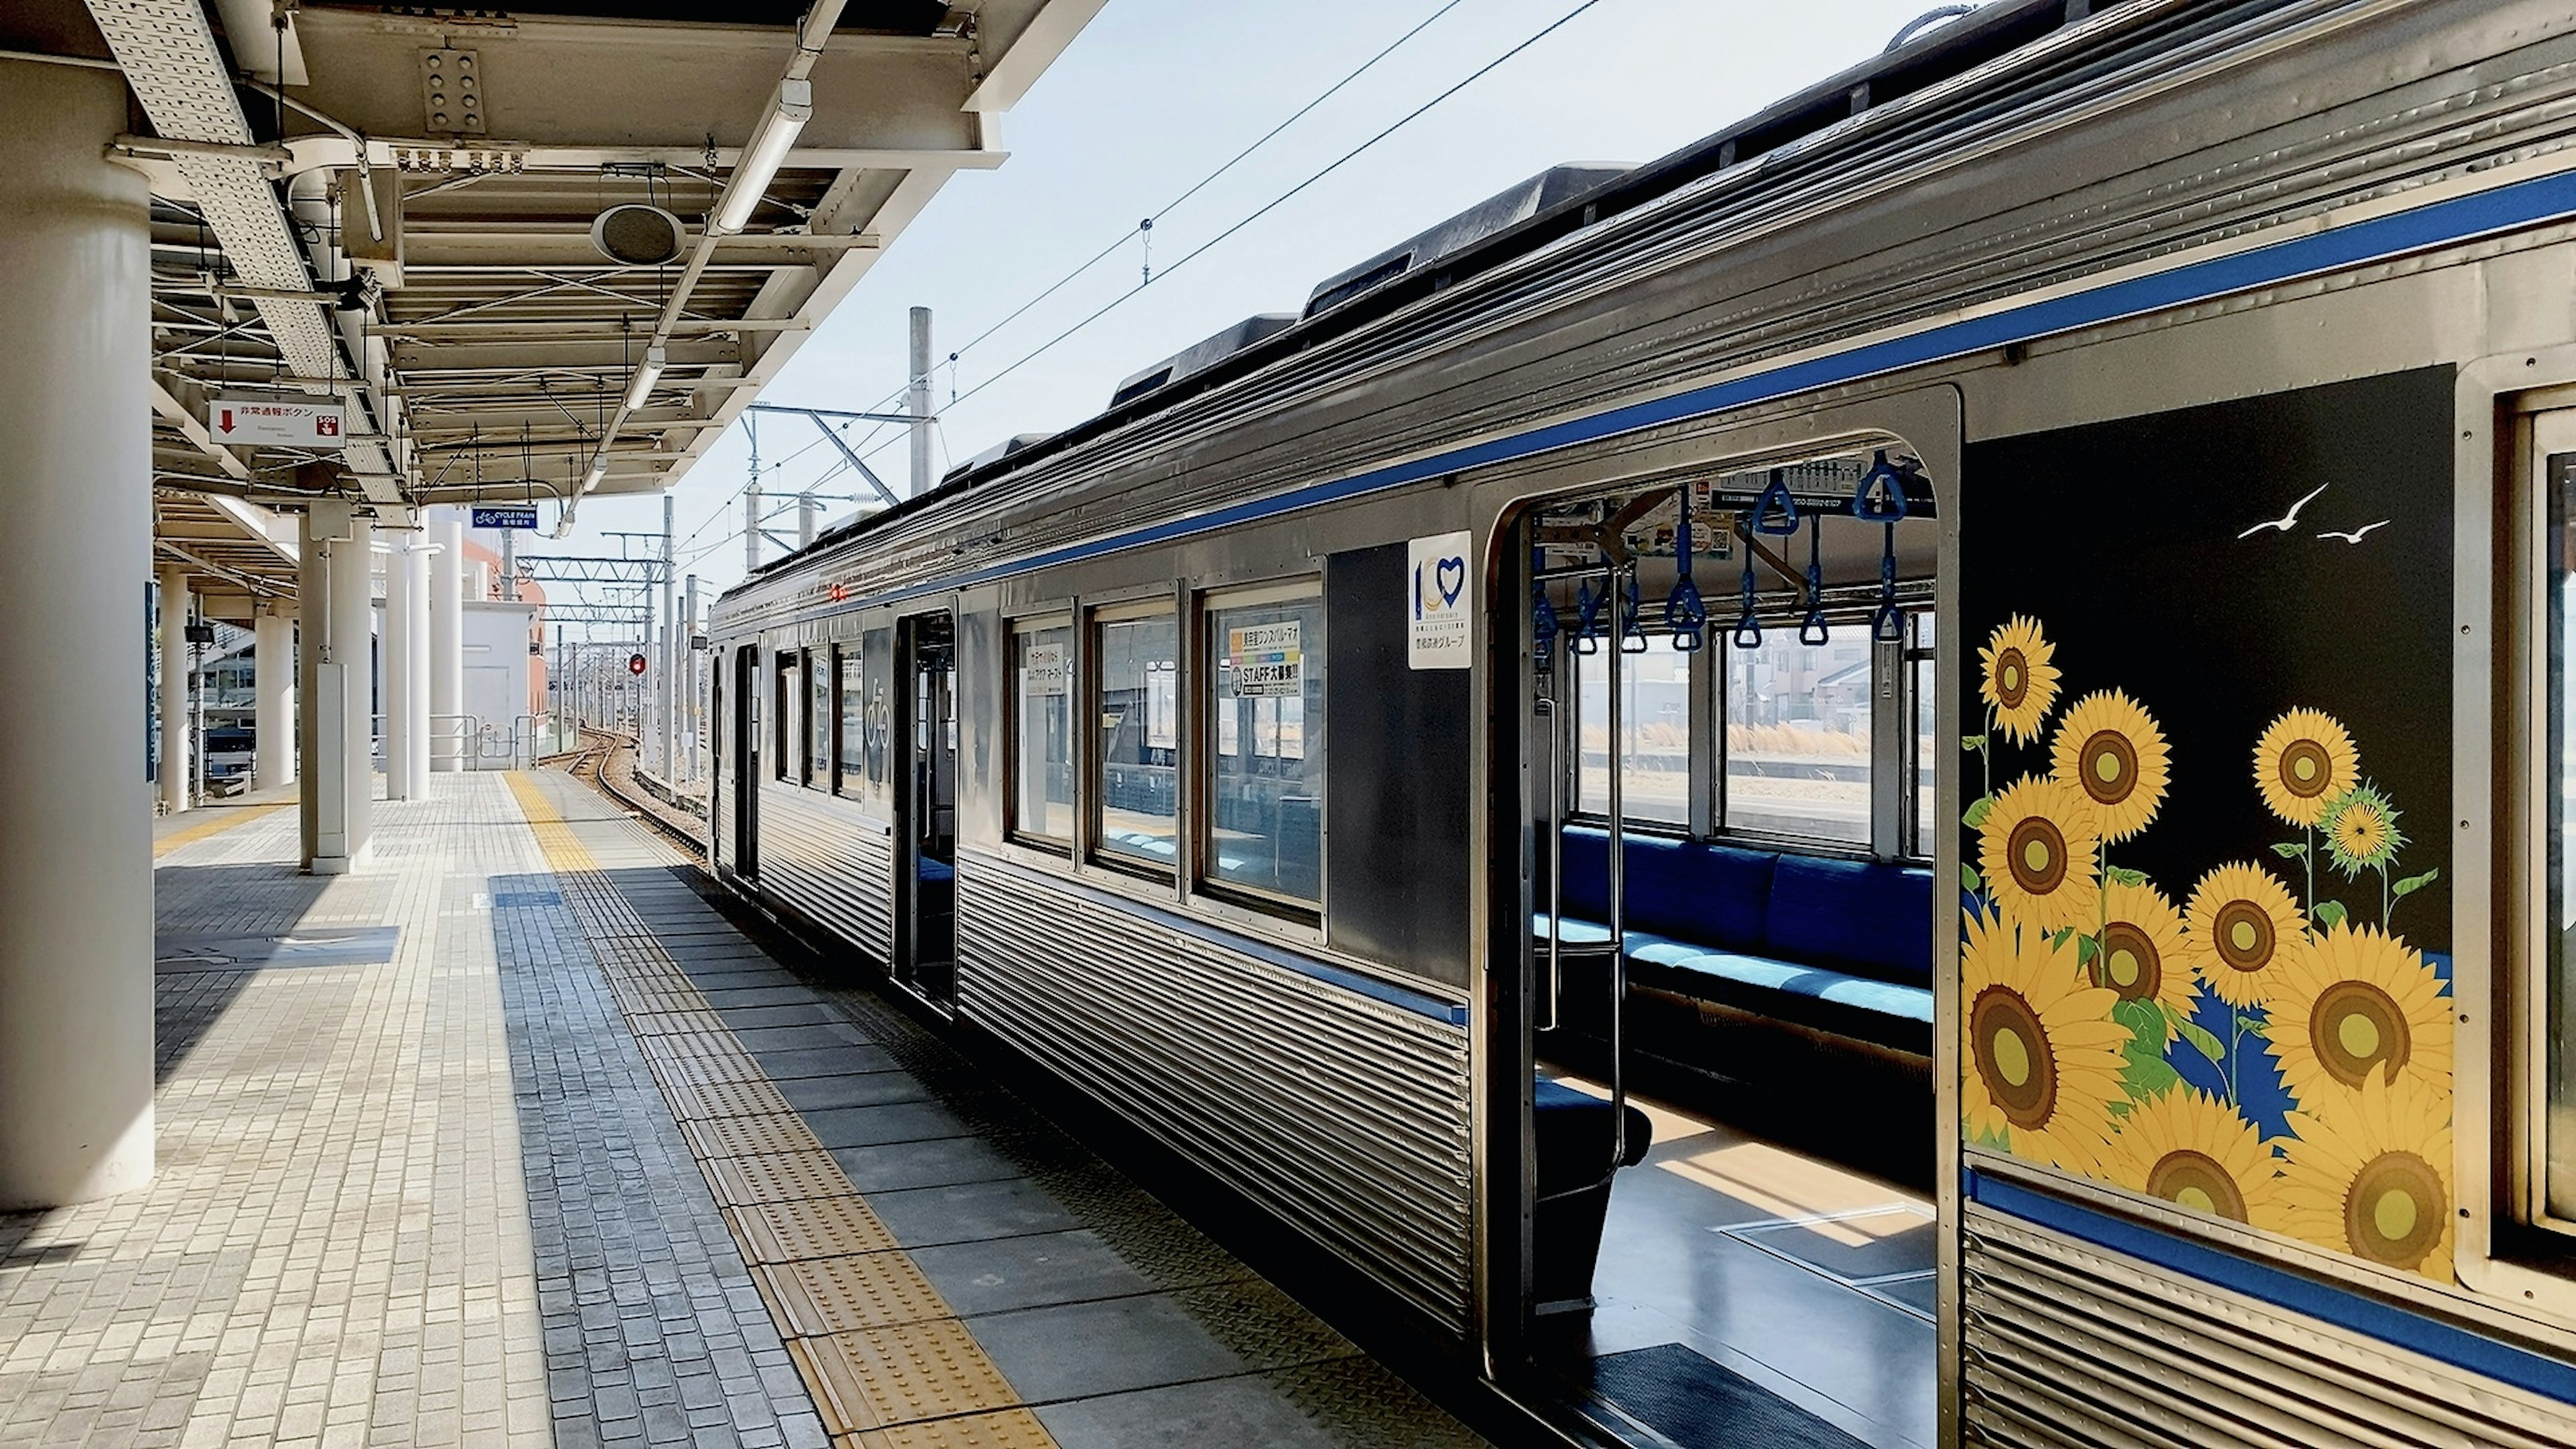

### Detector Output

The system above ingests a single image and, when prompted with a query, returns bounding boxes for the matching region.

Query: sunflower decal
[2275,1073,2455,1281]
[1979,614,2061,747]
[1962,908,2128,1173]
[2184,862,2304,1008]
[2321,784,2404,879]
[1978,776,2102,934]
[2098,879,2193,1022]
[2049,690,2169,843]
[2096,1088,2282,1228]
[2253,709,2358,828]
[2267,921,2450,1104]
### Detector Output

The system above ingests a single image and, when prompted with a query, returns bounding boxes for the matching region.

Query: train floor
[0,770,1484,1448]
[1537,1077,1937,1449]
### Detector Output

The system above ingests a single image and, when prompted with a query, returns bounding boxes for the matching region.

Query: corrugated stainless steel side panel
[752,782,893,967]
[953,850,1476,1332]
[1962,1202,2576,1448]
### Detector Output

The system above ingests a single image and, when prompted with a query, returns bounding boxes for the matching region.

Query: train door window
[808,647,831,788]
[1572,649,1692,826]
[835,643,865,797]
[1720,625,1874,845]
[1909,612,1938,859]
[1205,587,1324,906]
[1008,618,1075,849]
[773,651,798,782]
[2533,423,2576,1242]
[1091,606,1179,873]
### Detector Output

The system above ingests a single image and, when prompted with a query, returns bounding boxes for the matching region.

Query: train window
[1721,626,1873,846]
[1207,590,1324,906]
[773,651,798,782]
[835,645,863,796]
[2542,445,2576,1236]
[808,648,831,788]
[1909,613,1938,859]
[1009,620,1075,847]
[1572,649,1692,826]
[1092,608,1179,872]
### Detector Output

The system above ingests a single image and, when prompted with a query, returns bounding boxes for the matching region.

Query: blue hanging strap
[1531,545,1560,661]
[1853,449,1910,523]
[1570,578,1605,655]
[1620,574,1650,653]
[1871,520,1905,644]
[1665,488,1707,651]
[1798,513,1830,647]
[1730,520,1762,649]
[1751,468,1802,536]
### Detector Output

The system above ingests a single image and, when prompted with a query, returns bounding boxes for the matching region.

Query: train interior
[1521,445,1940,1449]
[899,612,959,1010]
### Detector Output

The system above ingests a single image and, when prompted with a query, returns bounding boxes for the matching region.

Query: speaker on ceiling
[590,204,687,266]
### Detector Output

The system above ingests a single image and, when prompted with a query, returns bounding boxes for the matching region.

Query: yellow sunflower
[2322,785,2404,880]
[2096,1087,2282,1227]
[2267,920,2451,1107]
[2273,1072,2455,1282]
[2049,690,2170,843]
[2098,878,2194,1024]
[1978,776,2102,936]
[1962,906,2129,1175]
[1979,614,2061,747]
[2184,862,2306,1008]
[2253,708,2358,828]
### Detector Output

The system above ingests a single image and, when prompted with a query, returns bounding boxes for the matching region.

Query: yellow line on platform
[500,768,1054,1446]
[152,804,288,859]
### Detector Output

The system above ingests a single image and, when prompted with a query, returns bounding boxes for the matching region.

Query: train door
[896,611,957,1009]
[1501,451,1940,1449]
[731,645,758,877]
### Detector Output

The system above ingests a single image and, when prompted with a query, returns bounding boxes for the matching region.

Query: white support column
[908,306,934,498]
[384,539,429,800]
[299,498,375,873]
[157,566,191,814]
[0,58,156,1208]
[253,602,294,790]
[429,517,464,771]
[661,494,678,778]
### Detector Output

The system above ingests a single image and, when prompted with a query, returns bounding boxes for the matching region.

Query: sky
[545,0,1959,633]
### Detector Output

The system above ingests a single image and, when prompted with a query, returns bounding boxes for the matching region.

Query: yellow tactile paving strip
[503,773,1059,1448]
[150,800,289,856]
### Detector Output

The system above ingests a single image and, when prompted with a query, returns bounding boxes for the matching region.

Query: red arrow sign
[217,409,234,434]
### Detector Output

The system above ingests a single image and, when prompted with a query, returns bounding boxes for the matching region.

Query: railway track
[545,727,707,857]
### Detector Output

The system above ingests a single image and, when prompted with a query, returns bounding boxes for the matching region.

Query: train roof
[762,0,2178,581]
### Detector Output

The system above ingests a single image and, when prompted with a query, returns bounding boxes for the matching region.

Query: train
[707,1,2576,1444]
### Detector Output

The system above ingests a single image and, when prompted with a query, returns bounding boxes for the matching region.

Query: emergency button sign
[209,396,347,448]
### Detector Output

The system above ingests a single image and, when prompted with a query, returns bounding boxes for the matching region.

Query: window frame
[833,641,864,798]
[806,646,832,789]
[771,649,798,782]
[1197,578,1328,918]
[1085,599,1181,880]
[1005,612,1076,853]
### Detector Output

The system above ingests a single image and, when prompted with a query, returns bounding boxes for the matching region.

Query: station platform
[1,771,1487,1449]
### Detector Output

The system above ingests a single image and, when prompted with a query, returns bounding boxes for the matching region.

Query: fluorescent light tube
[582,453,607,492]
[712,78,813,234]
[622,345,666,413]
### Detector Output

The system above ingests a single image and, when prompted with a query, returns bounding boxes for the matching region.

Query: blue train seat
[1532,1077,1654,1309]
[1539,828,1933,1056]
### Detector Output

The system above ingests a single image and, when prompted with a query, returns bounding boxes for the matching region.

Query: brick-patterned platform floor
[1,773,1485,1448]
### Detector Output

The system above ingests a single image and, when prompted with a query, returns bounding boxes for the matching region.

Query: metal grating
[1963,1201,2576,1449]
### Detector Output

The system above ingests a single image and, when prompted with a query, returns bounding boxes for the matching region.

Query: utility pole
[798,493,818,550]
[553,623,565,749]
[661,494,677,778]
[745,486,761,572]
[500,525,517,601]
[684,574,700,784]
[908,306,934,498]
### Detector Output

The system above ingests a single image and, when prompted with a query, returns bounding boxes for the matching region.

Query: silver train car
[708,1,2576,1442]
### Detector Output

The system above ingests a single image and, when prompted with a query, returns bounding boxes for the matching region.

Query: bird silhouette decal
[2315,520,2390,544]
[2238,483,2328,539]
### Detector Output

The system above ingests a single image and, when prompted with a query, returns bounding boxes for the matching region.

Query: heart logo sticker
[1436,555,1466,606]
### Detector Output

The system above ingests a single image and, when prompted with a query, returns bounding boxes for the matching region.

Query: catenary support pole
[386,537,429,798]
[662,495,678,778]
[298,494,375,874]
[908,306,934,498]
[254,600,294,789]
[684,574,701,783]
[158,565,191,814]
[0,58,156,1208]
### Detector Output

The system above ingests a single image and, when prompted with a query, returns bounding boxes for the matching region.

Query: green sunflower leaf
[2049,926,2075,952]
[2270,841,2309,859]
[2111,999,2164,1040]
[2076,934,2100,964]
[2393,868,2441,898]
[2235,1013,2269,1037]
[1962,735,1986,753]
[2314,900,2348,930]
[2168,1008,2226,1064]
[1962,864,1982,893]
[2105,866,2149,888]
[2122,1051,2182,1102]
